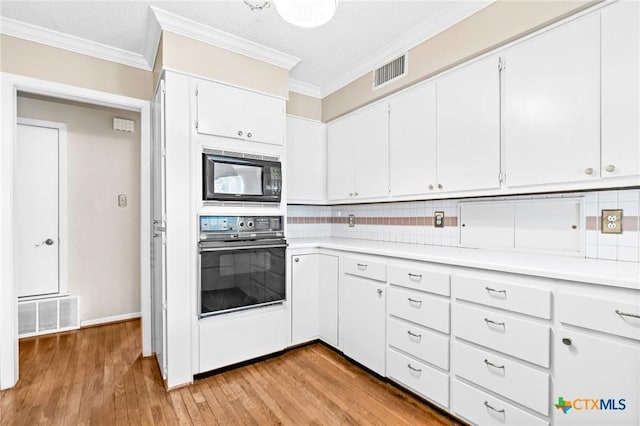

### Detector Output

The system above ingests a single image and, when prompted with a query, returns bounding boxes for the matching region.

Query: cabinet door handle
[377,289,383,296]
[584,167,594,175]
[237,130,243,136]
[615,309,640,319]
[357,263,367,270]
[408,273,422,281]
[407,330,422,340]
[428,184,434,190]
[484,318,505,327]
[247,132,252,138]
[484,359,505,370]
[437,183,443,190]
[294,258,299,263]
[484,401,505,414]
[606,164,615,173]
[407,364,422,373]
[485,286,507,296]
[407,298,422,306]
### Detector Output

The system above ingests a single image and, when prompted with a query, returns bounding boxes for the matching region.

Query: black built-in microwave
[202,152,282,202]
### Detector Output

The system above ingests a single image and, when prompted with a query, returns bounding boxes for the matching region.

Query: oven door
[199,241,287,318]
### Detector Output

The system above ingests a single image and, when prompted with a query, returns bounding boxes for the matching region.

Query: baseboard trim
[81,312,141,328]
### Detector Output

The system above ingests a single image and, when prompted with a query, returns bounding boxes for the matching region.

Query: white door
[291,254,320,345]
[389,82,437,197]
[14,123,60,298]
[354,102,390,200]
[327,115,356,201]
[286,117,326,202]
[318,254,339,347]
[151,83,168,379]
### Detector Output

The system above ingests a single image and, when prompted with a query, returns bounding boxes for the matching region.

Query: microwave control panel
[200,216,283,234]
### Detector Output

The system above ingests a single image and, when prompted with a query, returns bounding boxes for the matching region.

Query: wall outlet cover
[348,214,356,227]
[434,211,445,228]
[601,209,623,234]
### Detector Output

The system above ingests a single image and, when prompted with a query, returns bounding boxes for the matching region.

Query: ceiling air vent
[373,54,408,90]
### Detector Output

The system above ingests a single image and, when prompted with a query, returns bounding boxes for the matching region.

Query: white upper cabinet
[327,102,389,201]
[504,14,600,187]
[196,80,285,145]
[436,55,501,193]
[601,0,640,179]
[389,82,437,197]
[286,117,326,203]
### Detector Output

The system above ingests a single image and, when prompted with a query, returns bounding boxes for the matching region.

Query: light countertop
[288,237,640,290]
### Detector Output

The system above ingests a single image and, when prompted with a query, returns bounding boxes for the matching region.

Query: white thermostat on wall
[113,117,135,133]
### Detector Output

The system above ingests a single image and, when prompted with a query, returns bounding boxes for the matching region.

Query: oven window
[200,246,285,317]
[213,162,263,195]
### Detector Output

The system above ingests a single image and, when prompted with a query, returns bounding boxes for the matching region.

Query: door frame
[0,72,151,390]
[15,118,69,296]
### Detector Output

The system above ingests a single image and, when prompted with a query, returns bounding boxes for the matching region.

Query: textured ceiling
[0,1,490,93]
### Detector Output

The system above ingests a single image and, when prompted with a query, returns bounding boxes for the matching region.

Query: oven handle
[200,243,288,253]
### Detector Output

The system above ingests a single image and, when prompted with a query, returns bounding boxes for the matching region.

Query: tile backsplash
[287,189,640,263]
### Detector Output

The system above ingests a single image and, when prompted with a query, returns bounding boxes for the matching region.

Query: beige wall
[17,95,141,323]
[1,35,153,100]
[322,0,599,122]
[286,91,322,121]
[161,31,289,98]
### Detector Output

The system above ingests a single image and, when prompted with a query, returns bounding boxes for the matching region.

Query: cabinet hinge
[195,88,198,96]
[499,172,506,183]
[498,57,505,72]
[160,80,166,94]
[195,121,198,130]
[161,148,166,158]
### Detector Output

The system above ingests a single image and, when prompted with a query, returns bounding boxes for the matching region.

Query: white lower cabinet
[453,379,549,426]
[388,317,449,370]
[340,272,386,375]
[387,348,449,408]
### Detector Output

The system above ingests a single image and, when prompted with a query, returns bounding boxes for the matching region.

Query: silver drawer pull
[485,286,507,296]
[407,364,422,373]
[484,318,505,327]
[408,273,423,281]
[407,330,422,339]
[357,263,368,270]
[615,310,640,319]
[408,298,423,306]
[484,359,505,370]
[484,401,505,414]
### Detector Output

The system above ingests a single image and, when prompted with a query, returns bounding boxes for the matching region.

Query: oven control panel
[199,215,283,240]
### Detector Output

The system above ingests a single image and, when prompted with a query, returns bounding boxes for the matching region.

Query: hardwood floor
[0,320,461,425]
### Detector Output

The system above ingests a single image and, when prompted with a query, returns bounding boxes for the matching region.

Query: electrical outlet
[434,211,445,228]
[601,209,623,234]
[348,214,356,227]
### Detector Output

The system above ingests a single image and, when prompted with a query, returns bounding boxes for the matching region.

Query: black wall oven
[198,216,286,318]
[202,150,282,203]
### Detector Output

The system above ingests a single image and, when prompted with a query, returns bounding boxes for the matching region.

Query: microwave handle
[200,243,288,253]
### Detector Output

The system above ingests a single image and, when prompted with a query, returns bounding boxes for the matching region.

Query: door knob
[36,238,54,247]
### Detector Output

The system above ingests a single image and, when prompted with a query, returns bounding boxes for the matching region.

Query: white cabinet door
[504,14,600,187]
[340,275,386,375]
[389,82,437,197]
[354,102,390,200]
[601,1,640,179]
[553,329,640,426]
[318,254,339,347]
[196,80,284,145]
[327,115,356,201]
[437,55,501,193]
[286,117,326,203]
[291,254,320,345]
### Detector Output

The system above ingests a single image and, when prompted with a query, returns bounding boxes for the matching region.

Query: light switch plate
[601,209,623,234]
[434,211,445,228]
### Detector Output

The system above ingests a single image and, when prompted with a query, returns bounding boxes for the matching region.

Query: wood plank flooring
[0,320,461,425]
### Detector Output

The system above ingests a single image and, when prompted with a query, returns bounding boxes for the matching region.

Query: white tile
[619,190,640,202]
[598,231,619,247]
[617,230,639,248]
[619,201,639,216]
[586,230,598,246]
[586,244,598,259]
[584,192,598,204]
[598,191,618,203]
[598,202,619,212]
[585,203,598,217]
[617,246,639,263]
[598,245,617,261]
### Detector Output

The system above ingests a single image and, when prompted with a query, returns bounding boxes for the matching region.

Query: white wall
[17,95,141,323]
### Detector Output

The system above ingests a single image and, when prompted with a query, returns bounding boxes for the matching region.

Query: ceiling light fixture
[273,0,338,28]
[244,1,270,11]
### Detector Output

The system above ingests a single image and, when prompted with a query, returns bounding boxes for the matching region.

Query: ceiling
[0,1,492,96]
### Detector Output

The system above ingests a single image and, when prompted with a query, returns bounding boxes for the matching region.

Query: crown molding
[0,16,151,71]
[288,79,322,98]
[144,8,163,69]
[321,0,495,97]
[150,6,300,71]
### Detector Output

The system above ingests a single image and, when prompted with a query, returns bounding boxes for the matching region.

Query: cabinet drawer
[453,273,551,319]
[452,304,550,367]
[453,380,549,426]
[389,286,450,333]
[453,341,550,415]
[558,291,640,341]
[387,348,449,408]
[388,264,450,296]
[388,317,449,370]
[343,257,386,282]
